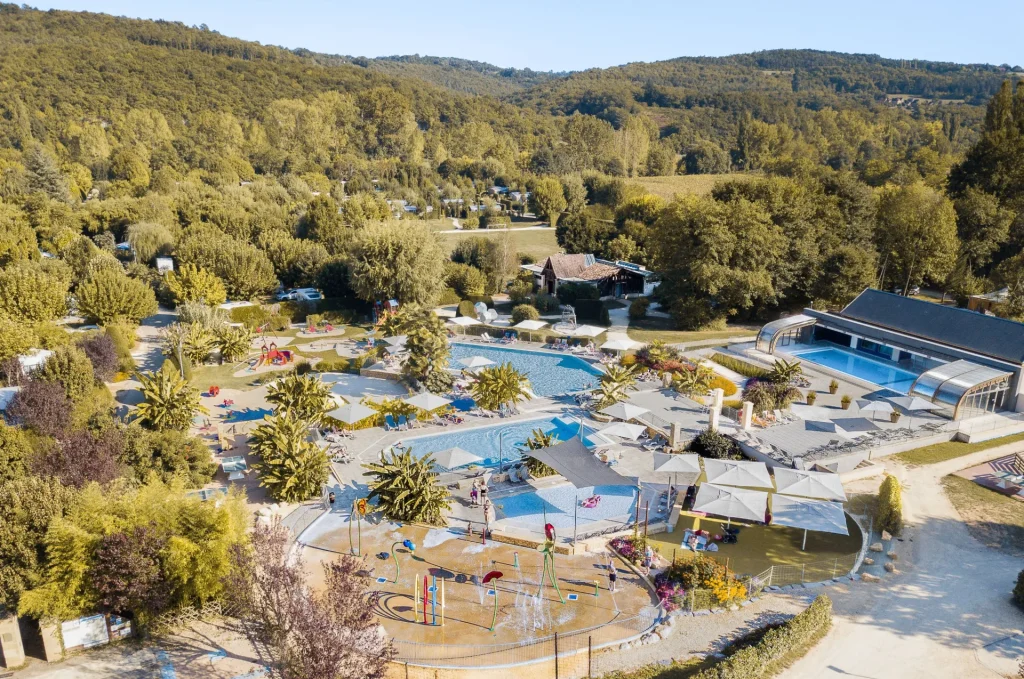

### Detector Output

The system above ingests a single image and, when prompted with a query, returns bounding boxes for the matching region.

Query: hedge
[692,595,833,679]
[574,298,610,326]
[1014,569,1024,610]
[710,352,770,379]
[629,297,650,320]
[877,473,903,536]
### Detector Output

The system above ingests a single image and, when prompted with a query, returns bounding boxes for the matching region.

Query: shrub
[508,280,533,304]
[709,352,770,379]
[877,473,903,536]
[689,429,740,459]
[534,293,560,313]
[691,595,832,679]
[33,322,72,350]
[662,553,725,591]
[104,321,138,372]
[38,345,95,402]
[461,214,480,229]
[77,333,120,382]
[438,286,461,305]
[457,300,477,318]
[722,398,743,410]
[481,213,511,229]
[708,374,738,397]
[77,268,158,324]
[629,297,650,320]
[313,358,353,373]
[230,305,272,329]
[1014,570,1024,610]
[574,299,609,325]
[268,314,291,332]
[556,282,600,305]
[512,304,540,324]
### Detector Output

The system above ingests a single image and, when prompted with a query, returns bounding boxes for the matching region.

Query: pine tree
[24,144,70,202]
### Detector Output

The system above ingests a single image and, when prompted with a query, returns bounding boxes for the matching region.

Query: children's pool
[401,416,597,469]
[498,483,637,530]
[448,343,601,397]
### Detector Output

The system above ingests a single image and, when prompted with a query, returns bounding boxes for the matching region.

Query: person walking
[607,554,618,593]
[642,544,654,576]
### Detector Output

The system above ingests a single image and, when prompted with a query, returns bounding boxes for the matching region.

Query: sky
[33,0,1024,72]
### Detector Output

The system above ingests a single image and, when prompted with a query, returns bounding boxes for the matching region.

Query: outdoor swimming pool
[498,483,637,530]
[401,416,597,468]
[448,342,602,397]
[790,344,921,393]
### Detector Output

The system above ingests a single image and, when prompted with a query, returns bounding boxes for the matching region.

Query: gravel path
[781,445,1024,679]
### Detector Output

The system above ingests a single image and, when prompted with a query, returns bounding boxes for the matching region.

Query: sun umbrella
[598,402,650,421]
[832,417,880,434]
[692,483,769,526]
[804,420,856,439]
[459,356,496,369]
[601,338,642,352]
[598,422,648,440]
[382,335,408,347]
[432,447,484,470]
[702,458,774,490]
[857,399,895,421]
[790,404,837,421]
[567,325,606,338]
[326,402,376,425]
[772,468,847,502]
[770,494,849,550]
[652,452,701,474]
[887,395,942,428]
[448,317,480,327]
[404,393,452,412]
[514,319,548,331]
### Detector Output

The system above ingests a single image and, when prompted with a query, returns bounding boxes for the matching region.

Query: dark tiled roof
[840,289,1024,364]
[544,254,619,282]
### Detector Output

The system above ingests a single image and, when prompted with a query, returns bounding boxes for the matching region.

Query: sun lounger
[384,414,398,431]
[397,415,408,430]
[481,332,497,343]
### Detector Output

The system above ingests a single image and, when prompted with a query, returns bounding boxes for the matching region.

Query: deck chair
[384,414,398,431]
[481,332,497,343]
[397,415,408,430]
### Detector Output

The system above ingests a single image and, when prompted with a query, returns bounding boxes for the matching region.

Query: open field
[437,227,560,261]
[626,316,759,345]
[941,474,1024,555]
[424,216,545,231]
[631,174,749,201]
[891,432,1024,466]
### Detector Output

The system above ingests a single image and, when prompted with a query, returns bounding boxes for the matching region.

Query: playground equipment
[537,523,565,605]
[414,574,446,626]
[256,342,293,368]
[391,539,415,584]
[349,498,367,556]
[482,570,503,631]
[373,299,400,325]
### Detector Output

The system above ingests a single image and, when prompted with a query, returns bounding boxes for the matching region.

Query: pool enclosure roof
[756,314,816,353]
[524,437,634,489]
[909,359,1012,417]
[840,289,1024,364]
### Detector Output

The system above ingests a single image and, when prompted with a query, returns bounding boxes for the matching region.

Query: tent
[432,447,483,470]
[598,422,648,440]
[598,403,650,421]
[514,319,548,331]
[523,437,634,489]
[770,494,849,550]
[404,393,452,412]
[702,458,773,490]
[566,325,606,338]
[692,483,768,525]
[772,468,847,501]
[326,402,376,425]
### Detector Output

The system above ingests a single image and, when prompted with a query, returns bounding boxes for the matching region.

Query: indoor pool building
[756,289,1024,421]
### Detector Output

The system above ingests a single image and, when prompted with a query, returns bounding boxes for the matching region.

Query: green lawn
[891,432,1024,466]
[631,174,749,201]
[191,361,268,392]
[626,316,759,345]
[942,475,1024,555]
[647,512,862,578]
[437,228,560,261]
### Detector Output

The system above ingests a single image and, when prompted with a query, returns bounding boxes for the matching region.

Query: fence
[392,608,659,672]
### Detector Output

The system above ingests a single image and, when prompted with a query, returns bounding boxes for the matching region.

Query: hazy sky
[34,0,1024,72]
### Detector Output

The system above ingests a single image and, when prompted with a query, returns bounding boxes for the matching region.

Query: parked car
[293,288,323,302]
[275,289,296,301]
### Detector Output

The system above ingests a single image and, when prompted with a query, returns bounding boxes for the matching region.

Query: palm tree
[593,363,638,408]
[215,325,253,363]
[519,428,559,478]
[134,361,207,431]
[266,373,333,424]
[363,448,451,525]
[673,365,715,399]
[249,414,329,503]
[164,322,217,365]
[767,359,803,385]
[471,362,532,412]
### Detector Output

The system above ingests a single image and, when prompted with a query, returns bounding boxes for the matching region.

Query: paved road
[782,446,1024,679]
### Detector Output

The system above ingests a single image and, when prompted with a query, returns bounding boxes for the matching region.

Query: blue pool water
[448,342,602,397]
[402,417,596,468]
[498,484,637,529]
[790,345,920,393]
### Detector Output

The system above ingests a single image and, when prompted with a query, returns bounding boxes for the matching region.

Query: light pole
[498,430,504,474]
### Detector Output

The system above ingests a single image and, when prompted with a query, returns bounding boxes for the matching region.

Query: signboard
[61,614,109,650]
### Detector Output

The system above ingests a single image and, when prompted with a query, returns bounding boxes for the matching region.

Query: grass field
[942,475,1024,555]
[437,227,560,261]
[626,316,759,345]
[891,432,1024,466]
[424,217,545,231]
[631,174,749,201]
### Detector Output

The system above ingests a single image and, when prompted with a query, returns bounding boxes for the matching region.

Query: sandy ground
[781,443,1024,679]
